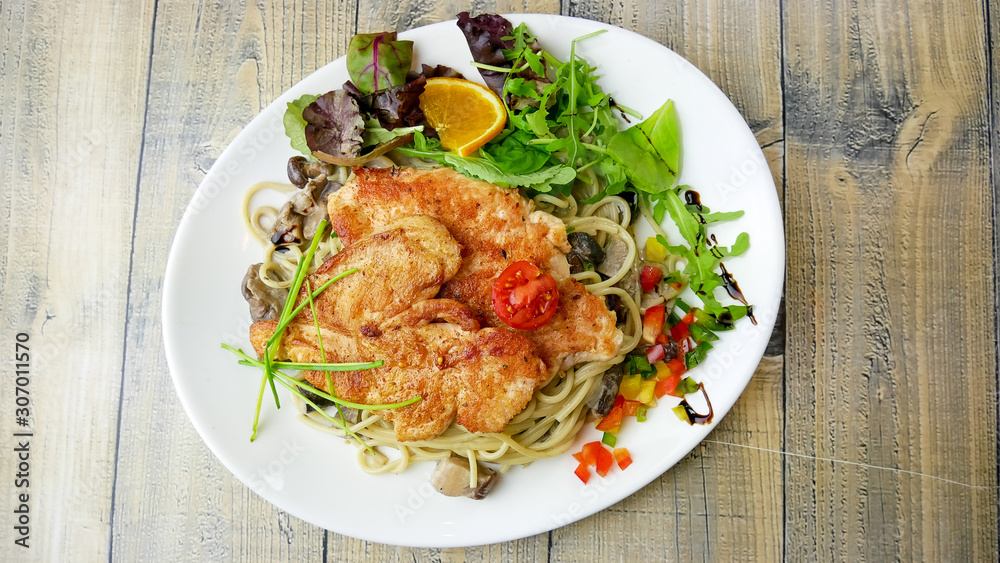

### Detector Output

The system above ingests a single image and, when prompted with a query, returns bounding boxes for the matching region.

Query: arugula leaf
[283,94,319,157]
[660,189,701,248]
[346,32,413,94]
[701,210,745,223]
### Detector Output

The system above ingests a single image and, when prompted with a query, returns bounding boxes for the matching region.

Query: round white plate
[163,14,784,548]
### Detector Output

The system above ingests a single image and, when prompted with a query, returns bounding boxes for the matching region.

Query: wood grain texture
[2,0,997,560]
[0,1,153,559]
[782,0,998,560]
[546,1,786,561]
[108,1,354,560]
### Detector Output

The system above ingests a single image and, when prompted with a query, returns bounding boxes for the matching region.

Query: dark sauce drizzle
[683,189,757,326]
[678,382,714,425]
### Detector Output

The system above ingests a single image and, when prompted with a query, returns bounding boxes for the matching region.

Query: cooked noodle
[244,155,654,475]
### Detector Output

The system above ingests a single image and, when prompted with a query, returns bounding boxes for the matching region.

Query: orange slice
[419,77,507,156]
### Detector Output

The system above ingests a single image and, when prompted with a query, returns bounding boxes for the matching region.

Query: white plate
[163,14,784,548]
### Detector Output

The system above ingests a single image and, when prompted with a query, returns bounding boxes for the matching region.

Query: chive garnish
[305,278,355,447]
[264,268,359,351]
[223,344,420,412]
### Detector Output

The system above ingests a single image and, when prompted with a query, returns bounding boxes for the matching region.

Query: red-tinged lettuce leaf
[456,12,513,95]
[347,32,413,95]
[302,90,365,158]
[354,76,427,130]
[406,64,464,81]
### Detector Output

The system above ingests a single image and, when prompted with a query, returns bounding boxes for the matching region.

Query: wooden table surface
[2,0,997,560]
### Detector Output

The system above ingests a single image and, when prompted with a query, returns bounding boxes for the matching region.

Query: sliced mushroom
[596,235,630,278]
[603,294,628,324]
[269,201,303,245]
[314,179,341,207]
[429,456,499,500]
[567,232,605,274]
[585,363,624,416]
[241,264,288,321]
[287,156,335,188]
[661,338,679,364]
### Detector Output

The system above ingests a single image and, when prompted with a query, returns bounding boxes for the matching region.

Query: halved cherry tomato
[640,265,663,292]
[492,261,559,330]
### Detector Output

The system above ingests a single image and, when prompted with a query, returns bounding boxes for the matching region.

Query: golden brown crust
[327,167,622,375]
[248,215,547,442]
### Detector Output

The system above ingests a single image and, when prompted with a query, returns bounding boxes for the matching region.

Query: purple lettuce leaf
[348,76,427,130]
[456,12,514,95]
[302,90,366,157]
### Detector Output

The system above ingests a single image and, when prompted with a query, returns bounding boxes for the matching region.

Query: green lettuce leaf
[283,94,319,157]
[606,99,680,194]
[362,119,423,147]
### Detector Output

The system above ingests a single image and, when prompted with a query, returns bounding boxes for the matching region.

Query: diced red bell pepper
[655,372,681,398]
[682,310,696,325]
[655,333,671,346]
[574,441,605,466]
[670,319,689,344]
[642,304,665,344]
[667,357,687,377]
[613,448,633,470]
[595,445,614,477]
[596,395,625,432]
[639,266,662,292]
[623,399,643,417]
[574,463,591,484]
[646,343,665,363]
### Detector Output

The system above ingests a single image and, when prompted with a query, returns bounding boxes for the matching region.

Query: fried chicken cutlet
[326,167,622,376]
[249,215,548,441]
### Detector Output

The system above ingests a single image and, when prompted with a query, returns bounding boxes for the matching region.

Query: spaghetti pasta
[243,156,649,476]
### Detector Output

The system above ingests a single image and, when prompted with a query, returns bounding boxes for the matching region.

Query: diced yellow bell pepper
[655,362,673,380]
[637,379,657,405]
[619,371,642,401]
[646,236,668,263]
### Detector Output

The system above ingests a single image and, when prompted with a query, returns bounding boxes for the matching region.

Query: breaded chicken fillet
[249,215,548,441]
[326,166,622,376]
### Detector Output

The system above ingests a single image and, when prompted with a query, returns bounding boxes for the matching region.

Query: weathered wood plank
[0,1,153,558]
[782,0,998,560]
[109,1,355,560]
[540,1,786,560]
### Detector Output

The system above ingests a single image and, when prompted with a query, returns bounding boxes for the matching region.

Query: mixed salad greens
[272,12,754,481]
